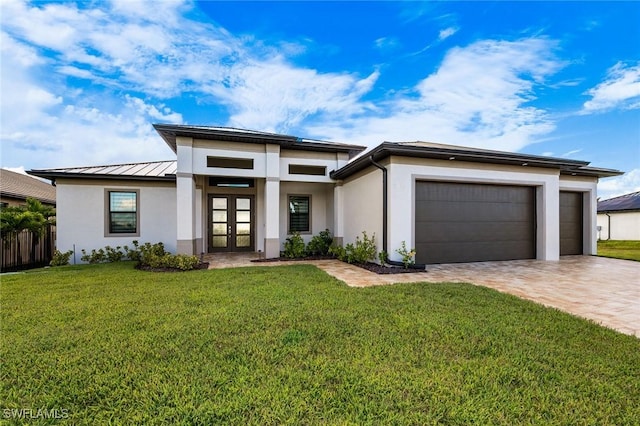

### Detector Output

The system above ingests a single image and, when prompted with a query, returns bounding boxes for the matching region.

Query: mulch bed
[355,262,426,274]
[252,256,425,275]
[135,262,210,273]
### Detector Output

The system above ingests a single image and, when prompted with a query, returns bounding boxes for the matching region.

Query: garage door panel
[416,241,535,264]
[415,181,535,264]
[416,201,533,222]
[416,221,534,243]
[416,183,533,203]
[559,192,583,255]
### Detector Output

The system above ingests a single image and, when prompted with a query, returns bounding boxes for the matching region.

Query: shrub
[81,248,106,264]
[104,246,124,263]
[123,240,141,261]
[50,249,73,267]
[395,241,416,269]
[328,244,346,261]
[283,232,306,258]
[348,231,377,264]
[80,241,167,265]
[138,253,199,271]
[307,229,333,256]
[137,242,167,265]
[331,232,377,264]
[378,250,388,265]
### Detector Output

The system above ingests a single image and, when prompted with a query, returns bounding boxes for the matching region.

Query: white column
[264,178,280,258]
[585,188,598,255]
[537,178,560,260]
[333,181,344,246]
[176,136,196,254]
[263,144,280,258]
[176,174,196,254]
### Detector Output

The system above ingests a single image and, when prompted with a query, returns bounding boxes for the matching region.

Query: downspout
[605,213,611,240]
[369,156,387,254]
[369,155,426,269]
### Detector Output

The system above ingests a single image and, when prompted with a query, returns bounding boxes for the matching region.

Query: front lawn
[2,263,639,424]
[597,240,640,261]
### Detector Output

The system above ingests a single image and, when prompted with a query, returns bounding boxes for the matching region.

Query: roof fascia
[330,142,606,180]
[153,124,366,157]
[27,171,177,183]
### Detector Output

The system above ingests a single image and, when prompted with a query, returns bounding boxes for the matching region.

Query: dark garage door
[415,181,536,264]
[559,191,583,255]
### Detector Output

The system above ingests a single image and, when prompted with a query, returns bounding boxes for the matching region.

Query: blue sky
[1,0,638,199]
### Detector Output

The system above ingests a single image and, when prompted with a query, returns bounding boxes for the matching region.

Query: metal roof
[330,141,623,180]
[0,169,57,204]
[153,124,366,159]
[598,191,640,212]
[28,161,177,182]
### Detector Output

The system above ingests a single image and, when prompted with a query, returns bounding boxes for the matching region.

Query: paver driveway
[313,256,640,337]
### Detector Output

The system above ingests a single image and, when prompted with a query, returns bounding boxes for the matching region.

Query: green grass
[597,240,640,261]
[2,263,639,425]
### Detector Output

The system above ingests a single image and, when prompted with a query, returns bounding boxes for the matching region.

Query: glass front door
[209,195,254,252]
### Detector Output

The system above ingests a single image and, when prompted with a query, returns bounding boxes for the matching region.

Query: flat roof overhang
[153,124,366,159]
[330,142,623,179]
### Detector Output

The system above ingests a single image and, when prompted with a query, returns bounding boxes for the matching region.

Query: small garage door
[559,191,583,255]
[415,181,536,264]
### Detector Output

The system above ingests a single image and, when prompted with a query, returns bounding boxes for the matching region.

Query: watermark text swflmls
[3,408,69,420]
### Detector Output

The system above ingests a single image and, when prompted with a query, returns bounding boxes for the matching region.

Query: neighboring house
[0,168,56,208]
[597,191,640,240]
[29,125,622,264]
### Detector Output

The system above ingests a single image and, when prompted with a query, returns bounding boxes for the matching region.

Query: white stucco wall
[597,211,640,240]
[340,167,384,254]
[56,180,177,262]
[278,182,334,248]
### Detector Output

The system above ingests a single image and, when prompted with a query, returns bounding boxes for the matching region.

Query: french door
[208,195,255,252]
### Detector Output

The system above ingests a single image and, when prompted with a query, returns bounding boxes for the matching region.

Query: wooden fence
[1,225,56,272]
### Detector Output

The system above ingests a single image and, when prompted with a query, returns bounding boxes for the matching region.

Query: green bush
[78,241,199,271]
[139,253,199,271]
[378,250,388,265]
[123,240,141,261]
[104,246,124,263]
[328,244,347,261]
[306,229,333,255]
[283,232,307,258]
[395,241,416,268]
[80,248,106,264]
[50,249,73,267]
[330,231,377,264]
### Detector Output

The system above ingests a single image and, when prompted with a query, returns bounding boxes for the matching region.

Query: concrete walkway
[206,254,640,337]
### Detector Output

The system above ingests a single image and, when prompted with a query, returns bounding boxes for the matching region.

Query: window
[288,164,326,176]
[288,195,310,233]
[207,156,254,169]
[106,190,139,236]
[209,177,255,188]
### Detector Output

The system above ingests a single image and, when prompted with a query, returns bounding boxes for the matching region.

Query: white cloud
[561,149,582,157]
[374,37,400,51]
[0,2,567,171]
[582,62,640,113]
[438,26,458,41]
[209,59,379,132]
[598,169,640,200]
[0,31,182,169]
[308,38,563,152]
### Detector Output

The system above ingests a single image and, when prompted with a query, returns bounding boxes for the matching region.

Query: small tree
[1,198,55,264]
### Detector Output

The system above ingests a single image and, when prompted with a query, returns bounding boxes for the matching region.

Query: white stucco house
[597,191,640,240]
[29,125,622,264]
